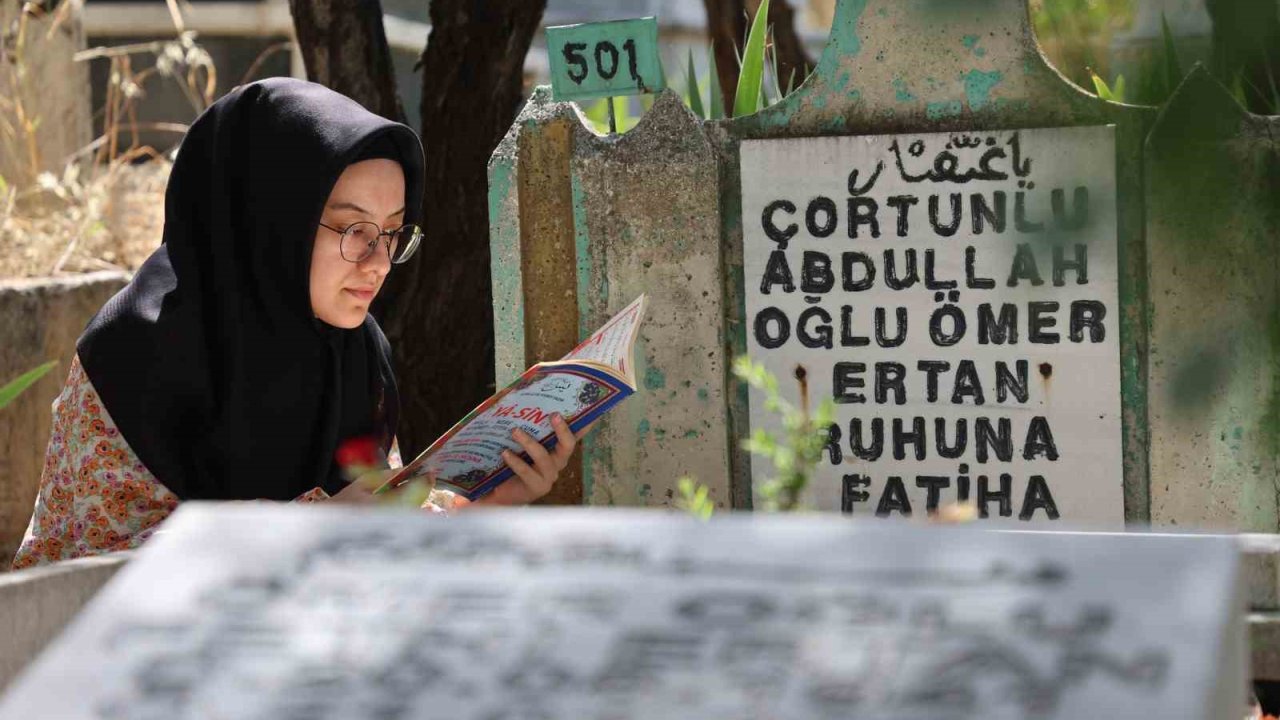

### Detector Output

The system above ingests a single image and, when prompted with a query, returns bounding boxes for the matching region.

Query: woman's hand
[327,467,398,505]
[459,414,586,508]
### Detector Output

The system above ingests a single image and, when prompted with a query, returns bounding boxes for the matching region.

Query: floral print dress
[10,356,402,570]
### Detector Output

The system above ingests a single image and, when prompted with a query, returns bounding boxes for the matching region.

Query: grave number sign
[547,18,665,102]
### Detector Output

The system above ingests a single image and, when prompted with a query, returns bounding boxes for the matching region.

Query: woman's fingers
[551,415,576,463]
[512,428,558,475]
[501,447,548,497]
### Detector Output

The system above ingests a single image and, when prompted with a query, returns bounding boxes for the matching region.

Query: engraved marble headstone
[741,126,1124,527]
[0,505,1244,719]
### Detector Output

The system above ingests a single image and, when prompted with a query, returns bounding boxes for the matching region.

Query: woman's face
[310,158,405,329]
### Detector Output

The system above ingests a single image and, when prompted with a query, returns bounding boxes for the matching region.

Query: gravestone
[1144,68,1279,532]
[741,126,1122,526]
[492,0,1159,524]
[0,504,1247,719]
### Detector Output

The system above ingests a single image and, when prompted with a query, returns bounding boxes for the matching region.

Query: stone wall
[0,273,129,567]
[0,551,129,692]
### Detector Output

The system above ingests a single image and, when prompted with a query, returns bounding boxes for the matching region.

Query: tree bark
[374,0,546,457]
[287,0,405,123]
[702,0,815,112]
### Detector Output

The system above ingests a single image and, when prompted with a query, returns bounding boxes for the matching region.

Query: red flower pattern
[10,356,337,570]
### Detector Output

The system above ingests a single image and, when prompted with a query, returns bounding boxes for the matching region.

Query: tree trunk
[375,0,546,457]
[287,0,405,123]
[765,0,815,96]
[1205,0,1280,114]
[702,0,815,112]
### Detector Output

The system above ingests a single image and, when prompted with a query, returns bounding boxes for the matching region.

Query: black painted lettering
[762,200,798,247]
[974,417,1013,462]
[970,191,1007,234]
[1051,186,1089,231]
[842,252,876,291]
[1069,300,1106,343]
[892,417,927,461]
[849,418,883,460]
[875,476,912,517]
[886,195,919,237]
[806,196,838,238]
[928,193,962,236]
[875,307,909,348]
[753,307,790,349]
[832,362,866,404]
[977,474,1014,518]
[847,197,881,239]
[917,360,950,402]
[916,476,951,513]
[760,249,796,294]
[875,362,907,405]
[951,359,986,405]
[801,251,835,294]
[1052,243,1088,286]
[1022,416,1060,461]
[977,303,1018,345]
[797,307,833,349]
[1019,475,1061,520]
[965,246,996,289]
[1006,243,1044,287]
[935,418,967,459]
[1028,301,1060,344]
[995,360,1029,403]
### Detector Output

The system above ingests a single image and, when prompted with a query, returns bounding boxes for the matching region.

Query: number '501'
[561,40,641,84]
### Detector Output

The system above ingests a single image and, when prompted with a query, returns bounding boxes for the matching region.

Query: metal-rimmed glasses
[318,221,423,265]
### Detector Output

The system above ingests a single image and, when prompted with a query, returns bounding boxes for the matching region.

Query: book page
[560,294,646,378]
[390,366,629,498]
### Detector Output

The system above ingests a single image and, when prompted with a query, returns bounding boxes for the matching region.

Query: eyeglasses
[318,221,423,265]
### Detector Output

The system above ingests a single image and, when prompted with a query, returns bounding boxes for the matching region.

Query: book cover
[379,295,647,501]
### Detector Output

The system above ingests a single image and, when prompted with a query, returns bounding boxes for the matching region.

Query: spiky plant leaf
[733,0,770,117]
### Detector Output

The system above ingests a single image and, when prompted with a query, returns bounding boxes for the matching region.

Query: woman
[12,78,577,569]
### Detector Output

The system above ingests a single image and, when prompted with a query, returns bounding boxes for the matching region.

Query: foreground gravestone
[741,126,1123,527]
[0,505,1245,719]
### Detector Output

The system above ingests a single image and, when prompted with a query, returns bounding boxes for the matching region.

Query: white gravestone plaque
[741,126,1123,527]
[0,505,1244,720]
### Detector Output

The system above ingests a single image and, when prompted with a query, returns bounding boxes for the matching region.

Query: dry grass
[0,156,170,279]
[0,1,219,280]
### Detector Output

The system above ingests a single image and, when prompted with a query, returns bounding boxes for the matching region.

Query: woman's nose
[360,240,392,277]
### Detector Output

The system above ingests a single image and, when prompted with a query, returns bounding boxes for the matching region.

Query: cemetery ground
[2,0,1280,717]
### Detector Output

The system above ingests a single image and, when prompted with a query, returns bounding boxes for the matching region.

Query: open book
[379,295,647,501]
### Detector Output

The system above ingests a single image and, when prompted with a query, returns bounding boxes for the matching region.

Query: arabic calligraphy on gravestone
[741,126,1123,526]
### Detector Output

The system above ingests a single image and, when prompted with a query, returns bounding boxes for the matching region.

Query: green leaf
[1229,70,1250,107]
[1112,74,1126,103]
[582,98,610,128]
[1089,69,1114,101]
[733,0,770,117]
[1160,14,1182,97]
[769,35,783,101]
[0,360,58,410]
[708,43,725,120]
[685,49,705,119]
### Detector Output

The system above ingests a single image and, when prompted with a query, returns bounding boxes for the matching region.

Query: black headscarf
[77,78,424,501]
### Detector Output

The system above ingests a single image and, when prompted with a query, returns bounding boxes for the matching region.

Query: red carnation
[336,436,380,469]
